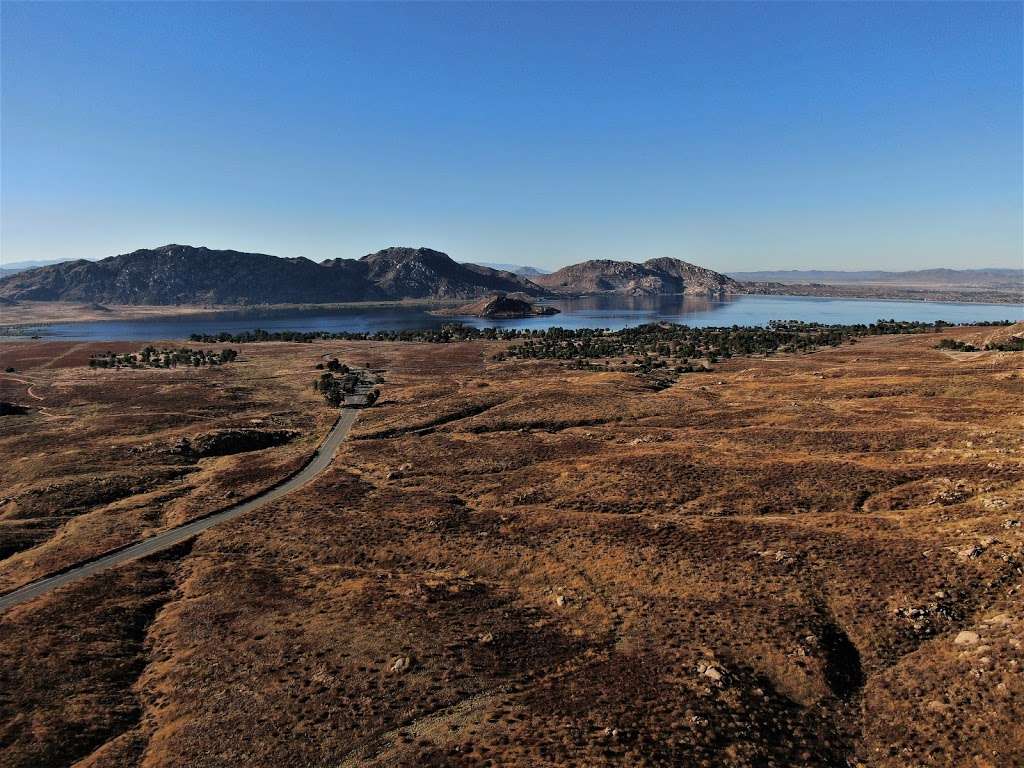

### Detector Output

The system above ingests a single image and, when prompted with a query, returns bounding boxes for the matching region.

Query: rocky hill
[355,248,539,300]
[534,257,741,297]
[0,245,542,305]
[437,292,560,318]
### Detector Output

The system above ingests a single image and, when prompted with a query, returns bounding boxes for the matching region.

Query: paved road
[0,408,359,613]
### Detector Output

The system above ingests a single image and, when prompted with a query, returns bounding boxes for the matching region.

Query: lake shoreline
[2,294,1020,342]
[2,289,1022,335]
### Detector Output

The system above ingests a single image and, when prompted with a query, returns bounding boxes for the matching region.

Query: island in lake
[435,292,561,319]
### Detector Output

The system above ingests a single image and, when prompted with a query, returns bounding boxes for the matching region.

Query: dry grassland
[1,327,1022,767]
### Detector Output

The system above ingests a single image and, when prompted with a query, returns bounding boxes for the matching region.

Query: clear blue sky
[2,1,1021,271]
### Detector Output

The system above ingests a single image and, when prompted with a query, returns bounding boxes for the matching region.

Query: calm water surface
[12,295,1023,340]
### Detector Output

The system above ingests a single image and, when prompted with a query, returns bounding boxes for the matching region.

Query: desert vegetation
[88,346,238,369]
[1,325,1022,767]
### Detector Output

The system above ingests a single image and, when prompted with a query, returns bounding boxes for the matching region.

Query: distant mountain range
[471,262,551,277]
[728,268,1023,291]
[3,246,1017,306]
[0,245,739,305]
[0,258,76,278]
[534,258,741,297]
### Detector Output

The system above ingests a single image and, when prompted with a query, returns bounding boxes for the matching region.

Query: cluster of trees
[936,338,979,352]
[189,325,519,344]
[315,358,349,373]
[190,319,1013,349]
[312,369,379,408]
[496,319,998,366]
[984,337,1024,352]
[937,336,1024,352]
[89,346,238,369]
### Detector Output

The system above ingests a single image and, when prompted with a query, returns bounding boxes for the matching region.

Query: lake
[10,294,1023,340]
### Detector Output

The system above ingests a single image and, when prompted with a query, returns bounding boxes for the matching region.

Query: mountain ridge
[0,245,541,305]
[0,245,746,305]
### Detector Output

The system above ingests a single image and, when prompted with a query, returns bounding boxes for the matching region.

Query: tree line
[89,346,239,369]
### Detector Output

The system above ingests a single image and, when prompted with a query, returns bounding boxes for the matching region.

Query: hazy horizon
[2,2,1022,271]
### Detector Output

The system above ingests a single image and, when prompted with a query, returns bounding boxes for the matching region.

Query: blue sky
[1,2,1021,271]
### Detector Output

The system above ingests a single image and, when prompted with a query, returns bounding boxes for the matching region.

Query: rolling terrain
[1,327,1021,767]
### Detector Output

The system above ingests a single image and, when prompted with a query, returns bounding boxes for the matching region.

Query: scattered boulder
[933,483,972,505]
[954,631,979,645]
[957,544,985,561]
[390,656,413,674]
[697,661,726,685]
[0,402,29,416]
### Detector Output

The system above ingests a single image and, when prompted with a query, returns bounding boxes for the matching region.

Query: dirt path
[338,689,511,768]
[0,373,44,400]
[41,342,90,369]
[0,408,360,612]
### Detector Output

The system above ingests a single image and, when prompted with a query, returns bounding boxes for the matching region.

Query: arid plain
[1,327,1022,767]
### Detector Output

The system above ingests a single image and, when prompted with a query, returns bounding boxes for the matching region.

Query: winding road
[0,408,359,613]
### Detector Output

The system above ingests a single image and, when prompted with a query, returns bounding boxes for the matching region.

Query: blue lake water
[8,294,1023,340]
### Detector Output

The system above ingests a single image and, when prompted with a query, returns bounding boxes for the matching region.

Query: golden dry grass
[1,329,1022,767]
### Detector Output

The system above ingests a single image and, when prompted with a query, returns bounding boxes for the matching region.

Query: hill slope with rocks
[0,245,542,305]
[437,292,560,318]
[534,257,741,297]
[355,248,539,300]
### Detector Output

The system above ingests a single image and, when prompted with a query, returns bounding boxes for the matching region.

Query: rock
[774,549,792,563]
[984,613,1011,625]
[554,594,568,607]
[390,656,413,674]
[1004,519,1021,529]
[697,662,725,683]
[957,544,984,561]
[954,631,979,645]
[477,632,494,644]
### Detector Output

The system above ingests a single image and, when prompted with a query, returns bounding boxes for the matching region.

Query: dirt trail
[0,408,359,612]
[0,373,44,400]
[338,689,511,768]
